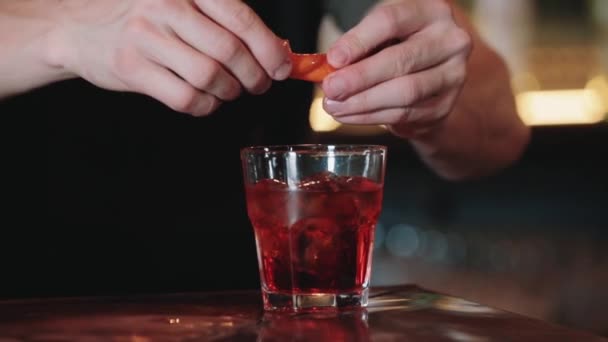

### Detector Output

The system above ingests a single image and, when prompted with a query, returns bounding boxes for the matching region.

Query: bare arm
[0,0,291,115]
[0,1,73,99]
[401,5,530,180]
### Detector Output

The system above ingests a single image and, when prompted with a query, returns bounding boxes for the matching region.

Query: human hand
[321,0,472,137]
[49,0,291,116]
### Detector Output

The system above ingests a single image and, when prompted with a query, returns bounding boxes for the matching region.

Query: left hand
[321,0,472,137]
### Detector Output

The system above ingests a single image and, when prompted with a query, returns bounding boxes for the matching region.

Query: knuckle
[113,48,140,82]
[231,5,258,33]
[207,97,222,114]
[171,88,199,113]
[215,36,244,63]
[195,97,221,117]
[249,73,272,94]
[351,92,370,112]
[124,16,154,39]
[192,61,221,90]
[242,64,270,94]
[372,5,400,38]
[393,47,416,75]
[341,33,366,59]
[453,28,472,54]
[404,78,423,104]
[225,82,242,100]
[343,66,366,94]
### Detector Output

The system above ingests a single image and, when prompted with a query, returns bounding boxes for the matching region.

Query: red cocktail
[241,145,386,311]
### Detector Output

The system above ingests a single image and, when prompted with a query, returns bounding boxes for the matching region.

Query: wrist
[408,111,483,181]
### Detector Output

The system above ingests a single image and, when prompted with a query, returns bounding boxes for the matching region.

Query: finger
[323,23,471,100]
[194,0,292,80]
[327,1,452,68]
[332,107,412,126]
[135,21,242,101]
[324,57,466,116]
[169,5,271,94]
[125,57,221,117]
[330,88,458,126]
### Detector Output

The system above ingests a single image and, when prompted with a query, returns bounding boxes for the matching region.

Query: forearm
[408,6,530,180]
[0,1,74,100]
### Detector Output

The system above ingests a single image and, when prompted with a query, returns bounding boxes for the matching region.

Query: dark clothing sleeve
[323,0,378,31]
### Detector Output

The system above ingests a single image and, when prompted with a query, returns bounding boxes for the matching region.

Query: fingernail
[328,47,348,68]
[323,98,345,114]
[273,58,292,80]
[326,76,346,100]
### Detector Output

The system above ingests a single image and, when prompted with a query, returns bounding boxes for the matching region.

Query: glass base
[262,288,369,312]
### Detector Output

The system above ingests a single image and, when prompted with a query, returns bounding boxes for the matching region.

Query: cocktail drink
[241,145,386,311]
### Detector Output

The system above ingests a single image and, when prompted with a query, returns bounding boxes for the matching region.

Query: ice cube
[290,217,340,273]
[255,178,288,191]
[246,178,290,229]
[337,176,378,191]
[298,171,340,192]
[325,192,360,223]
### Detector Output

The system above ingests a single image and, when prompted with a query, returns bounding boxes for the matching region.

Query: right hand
[48,0,292,116]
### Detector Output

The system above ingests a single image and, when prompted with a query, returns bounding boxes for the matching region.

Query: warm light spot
[309,87,341,132]
[511,72,541,93]
[586,75,608,115]
[308,86,388,135]
[516,89,606,126]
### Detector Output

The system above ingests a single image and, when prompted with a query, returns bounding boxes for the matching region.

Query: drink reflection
[257,310,370,342]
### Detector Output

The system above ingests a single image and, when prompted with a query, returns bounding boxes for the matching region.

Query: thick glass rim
[241,144,387,156]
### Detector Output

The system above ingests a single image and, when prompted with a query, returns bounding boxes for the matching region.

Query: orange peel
[283,41,336,83]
